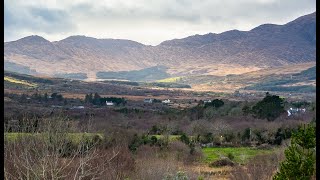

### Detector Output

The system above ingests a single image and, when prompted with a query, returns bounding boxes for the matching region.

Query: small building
[162,99,171,104]
[287,107,306,116]
[203,100,212,104]
[71,106,85,109]
[106,101,114,106]
[144,98,154,103]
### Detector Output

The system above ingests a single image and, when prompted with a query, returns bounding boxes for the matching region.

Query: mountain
[4,12,316,80]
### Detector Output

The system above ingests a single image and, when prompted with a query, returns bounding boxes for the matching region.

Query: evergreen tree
[251,92,285,121]
[84,94,89,103]
[89,93,93,103]
[273,123,316,179]
[93,93,101,105]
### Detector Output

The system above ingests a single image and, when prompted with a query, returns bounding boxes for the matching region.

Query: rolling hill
[4,12,316,81]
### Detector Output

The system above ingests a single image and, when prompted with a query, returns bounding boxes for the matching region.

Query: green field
[152,135,182,141]
[156,77,182,83]
[202,147,274,164]
[151,135,197,142]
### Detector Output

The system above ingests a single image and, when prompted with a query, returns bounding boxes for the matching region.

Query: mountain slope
[4,12,316,80]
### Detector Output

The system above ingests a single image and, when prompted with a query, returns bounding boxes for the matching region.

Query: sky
[4,0,316,45]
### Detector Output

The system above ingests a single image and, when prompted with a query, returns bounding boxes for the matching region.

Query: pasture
[202,147,275,164]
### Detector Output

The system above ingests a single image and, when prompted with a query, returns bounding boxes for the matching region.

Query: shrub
[179,133,190,145]
[209,158,235,167]
[204,99,224,108]
[150,136,158,145]
[223,132,236,143]
[227,153,235,161]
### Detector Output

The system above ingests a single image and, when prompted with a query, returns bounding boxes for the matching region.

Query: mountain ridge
[4,12,316,80]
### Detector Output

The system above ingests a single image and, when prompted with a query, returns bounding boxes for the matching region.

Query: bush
[223,132,236,143]
[227,153,235,161]
[204,99,224,108]
[209,158,235,167]
[179,133,190,145]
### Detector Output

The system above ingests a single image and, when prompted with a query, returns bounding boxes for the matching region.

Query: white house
[106,101,114,106]
[203,100,212,103]
[162,99,171,104]
[287,107,306,116]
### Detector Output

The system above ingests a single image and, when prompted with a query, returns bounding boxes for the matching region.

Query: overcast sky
[4,0,316,45]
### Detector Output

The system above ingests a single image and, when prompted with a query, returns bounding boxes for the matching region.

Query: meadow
[202,147,275,164]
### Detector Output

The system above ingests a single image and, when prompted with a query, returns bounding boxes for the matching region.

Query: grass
[4,76,37,87]
[150,135,196,142]
[151,135,182,141]
[156,77,182,83]
[202,147,274,164]
[4,133,103,143]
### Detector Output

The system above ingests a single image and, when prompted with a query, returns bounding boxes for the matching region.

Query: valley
[3,10,316,179]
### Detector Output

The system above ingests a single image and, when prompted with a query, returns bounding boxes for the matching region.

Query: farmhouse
[287,107,306,116]
[162,99,171,104]
[144,98,154,103]
[106,101,114,106]
[203,100,212,103]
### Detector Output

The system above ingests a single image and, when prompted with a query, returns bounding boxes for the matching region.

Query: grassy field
[202,147,274,164]
[4,76,37,87]
[156,77,182,83]
[152,135,182,141]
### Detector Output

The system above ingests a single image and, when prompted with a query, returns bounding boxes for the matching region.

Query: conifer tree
[273,123,316,179]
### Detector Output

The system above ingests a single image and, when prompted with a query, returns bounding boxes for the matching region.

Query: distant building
[203,100,212,103]
[71,106,85,109]
[287,107,306,116]
[162,99,171,104]
[106,101,114,106]
[144,98,154,103]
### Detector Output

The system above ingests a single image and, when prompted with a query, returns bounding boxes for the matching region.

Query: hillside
[169,62,316,93]
[4,12,316,80]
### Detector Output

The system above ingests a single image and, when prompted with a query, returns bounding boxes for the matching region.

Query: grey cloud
[4,3,76,40]
[4,0,316,44]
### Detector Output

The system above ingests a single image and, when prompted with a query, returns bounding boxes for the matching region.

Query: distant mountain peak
[16,35,50,43]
